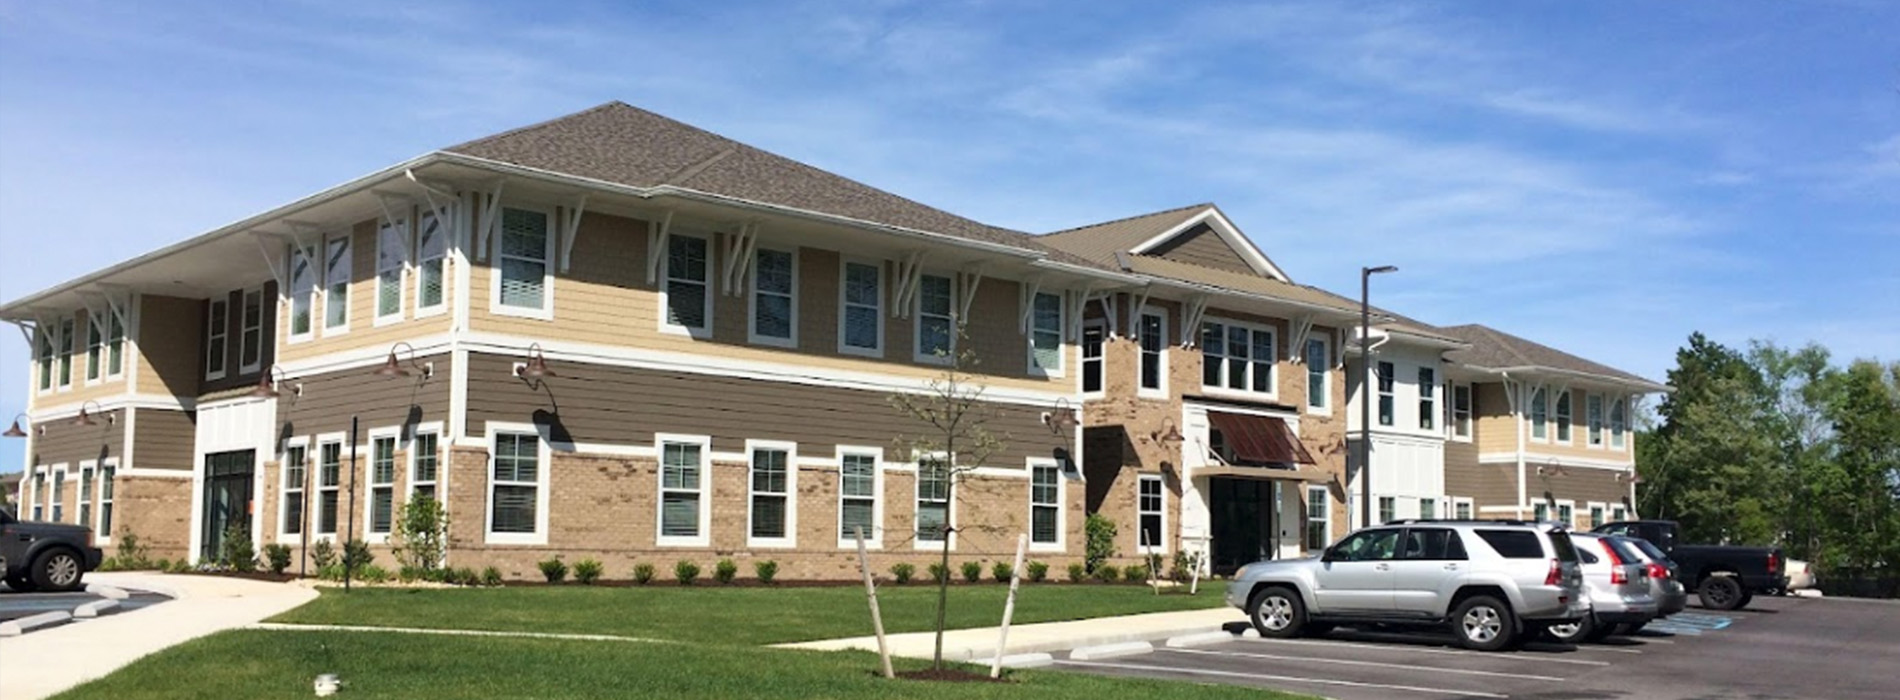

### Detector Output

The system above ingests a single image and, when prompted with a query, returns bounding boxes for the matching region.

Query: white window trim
[1529,388,1550,443]
[50,465,67,523]
[374,216,410,327]
[1079,320,1107,398]
[1137,473,1168,555]
[77,461,95,535]
[1305,484,1331,551]
[658,231,713,338]
[912,451,956,551]
[836,446,885,549]
[1610,397,1628,451]
[204,298,227,381]
[1451,384,1474,442]
[408,421,444,500]
[1304,337,1332,415]
[836,258,885,358]
[313,433,346,538]
[1027,458,1065,553]
[413,210,451,319]
[1554,391,1574,445]
[490,205,557,321]
[363,427,403,544]
[912,272,957,365]
[238,288,264,376]
[1027,291,1066,378]
[1587,501,1608,528]
[1556,499,1577,528]
[1417,367,1437,431]
[1611,503,1630,522]
[95,459,117,544]
[83,318,102,386]
[278,437,310,543]
[1199,316,1278,400]
[56,318,74,392]
[1452,496,1475,520]
[322,233,352,335]
[484,422,552,546]
[35,326,53,396]
[745,439,798,549]
[1586,393,1606,449]
[746,247,799,349]
[655,433,713,547]
[287,244,318,344]
[104,311,125,381]
[1136,307,1169,399]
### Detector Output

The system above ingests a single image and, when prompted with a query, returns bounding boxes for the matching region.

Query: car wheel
[30,548,85,592]
[1543,615,1594,644]
[1452,595,1516,651]
[1248,586,1307,639]
[1698,574,1744,610]
[1736,592,1755,610]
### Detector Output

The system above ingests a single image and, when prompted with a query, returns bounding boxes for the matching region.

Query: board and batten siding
[131,408,196,471]
[274,354,452,441]
[1146,224,1255,275]
[29,408,125,468]
[463,352,1066,468]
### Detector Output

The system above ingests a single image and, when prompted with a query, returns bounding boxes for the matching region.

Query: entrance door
[201,450,256,562]
[1209,478,1277,575]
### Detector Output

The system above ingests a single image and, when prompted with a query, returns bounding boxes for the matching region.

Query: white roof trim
[1127,207,1290,283]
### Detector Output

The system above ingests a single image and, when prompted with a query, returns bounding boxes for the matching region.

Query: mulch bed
[894,668,1014,683]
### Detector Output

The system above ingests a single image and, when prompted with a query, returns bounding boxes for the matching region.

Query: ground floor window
[1533,501,1551,523]
[318,441,342,535]
[749,444,791,544]
[283,445,307,536]
[1418,497,1435,520]
[1453,498,1473,520]
[51,470,64,522]
[916,457,951,544]
[490,432,541,536]
[411,432,439,502]
[98,466,115,535]
[1029,463,1060,546]
[1377,496,1395,524]
[1589,503,1605,529]
[30,470,44,520]
[79,467,94,531]
[369,436,397,535]
[1305,485,1330,549]
[1137,474,1164,550]
[659,438,707,544]
[1612,504,1629,521]
[839,450,879,544]
[1557,502,1575,528]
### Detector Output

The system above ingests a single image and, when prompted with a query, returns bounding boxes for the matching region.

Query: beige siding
[1146,224,1255,275]
[275,354,453,440]
[29,309,133,411]
[136,295,204,400]
[1474,382,1517,454]
[132,408,196,471]
[28,408,124,468]
[277,217,456,364]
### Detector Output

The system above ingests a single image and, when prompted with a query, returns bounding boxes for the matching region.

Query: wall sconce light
[3,413,32,438]
[1040,397,1079,435]
[75,400,115,427]
[373,341,434,379]
[1616,471,1642,484]
[515,342,556,380]
[1536,464,1571,478]
[251,365,301,400]
[1150,417,1184,446]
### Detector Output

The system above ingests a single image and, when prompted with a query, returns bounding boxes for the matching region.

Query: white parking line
[1055,659,1510,699]
[1161,647,1569,682]
[1237,636,1612,666]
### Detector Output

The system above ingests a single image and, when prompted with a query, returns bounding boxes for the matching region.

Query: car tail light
[1768,552,1779,574]
[1647,563,1669,580]
[1601,540,1628,584]
[1545,558,1562,586]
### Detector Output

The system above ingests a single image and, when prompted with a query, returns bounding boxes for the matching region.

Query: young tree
[889,324,1007,671]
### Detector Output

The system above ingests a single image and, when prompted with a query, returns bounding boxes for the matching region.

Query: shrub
[928,563,950,584]
[342,539,374,571]
[447,567,476,586]
[890,563,916,584]
[992,561,1014,583]
[481,566,504,586]
[1084,513,1118,574]
[114,532,152,570]
[264,544,293,575]
[1169,551,1196,583]
[714,559,738,585]
[154,558,171,573]
[97,558,122,572]
[961,561,983,583]
[633,562,656,585]
[1025,560,1049,583]
[1123,564,1149,582]
[310,540,337,570]
[356,564,392,583]
[167,558,190,574]
[218,523,257,572]
[754,560,779,585]
[1067,563,1086,583]
[675,560,701,586]
[538,556,569,584]
[391,494,450,576]
[572,558,603,585]
[1094,565,1120,583]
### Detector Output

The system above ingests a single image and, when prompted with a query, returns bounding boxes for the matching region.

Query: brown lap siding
[28,408,124,468]
[131,408,195,471]
[276,354,452,440]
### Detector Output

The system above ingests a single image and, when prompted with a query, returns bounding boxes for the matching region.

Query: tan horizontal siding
[1474,382,1516,454]
[1526,464,1633,509]
[1147,223,1254,275]
[275,354,453,440]
[29,308,134,411]
[201,283,280,394]
[277,217,456,364]
[132,407,196,471]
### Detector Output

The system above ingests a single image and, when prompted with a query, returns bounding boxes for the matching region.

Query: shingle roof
[1119,255,1363,315]
[1039,203,1212,265]
[445,102,1092,263]
[1437,324,1662,387]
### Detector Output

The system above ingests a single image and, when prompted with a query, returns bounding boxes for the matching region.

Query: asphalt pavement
[0,585,171,622]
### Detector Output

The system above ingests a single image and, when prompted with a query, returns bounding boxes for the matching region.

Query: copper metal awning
[1206,411,1316,465]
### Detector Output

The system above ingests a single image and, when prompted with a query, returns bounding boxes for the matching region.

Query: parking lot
[0,583,170,629]
[1052,595,1900,700]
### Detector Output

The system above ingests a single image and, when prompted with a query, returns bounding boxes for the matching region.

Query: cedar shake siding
[1146,223,1255,275]
[274,354,452,440]
[463,352,1066,467]
[28,408,124,467]
[131,408,196,471]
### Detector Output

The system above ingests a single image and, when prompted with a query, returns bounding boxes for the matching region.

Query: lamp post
[1360,265,1397,528]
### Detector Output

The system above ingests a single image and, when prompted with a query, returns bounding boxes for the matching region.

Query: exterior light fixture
[75,400,114,427]
[1151,418,1184,446]
[3,413,30,438]
[516,343,555,380]
[1042,398,1079,435]
[251,365,298,399]
[373,342,433,379]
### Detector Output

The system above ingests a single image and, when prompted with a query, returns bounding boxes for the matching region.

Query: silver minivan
[1545,533,1658,643]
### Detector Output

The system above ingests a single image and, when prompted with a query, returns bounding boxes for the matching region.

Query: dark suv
[1,507,104,592]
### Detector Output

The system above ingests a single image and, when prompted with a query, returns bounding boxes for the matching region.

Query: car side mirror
[1320,548,1337,563]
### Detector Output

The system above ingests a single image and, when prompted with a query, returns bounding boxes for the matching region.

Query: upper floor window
[1587,394,1605,447]
[376,217,408,321]
[1610,398,1627,448]
[1305,338,1329,411]
[57,317,74,389]
[415,211,449,313]
[749,247,796,346]
[324,235,351,330]
[1555,391,1573,443]
[1375,361,1395,426]
[1081,323,1105,394]
[1418,368,1436,430]
[205,299,228,380]
[289,245,315,339]
[106,312,124,378]
[497,208,551,315]
[1201,320,1274,394]
[839,261,883,356]
[664,234,710,334]
[1530,387,1549,440]
[1452,384,1473,439]
[1029,292,1063,376]
[239,289,263,374]
[1137,311,1165,394]
[36,326,53,392]
[915,274,954,362]
[85,317,102,382]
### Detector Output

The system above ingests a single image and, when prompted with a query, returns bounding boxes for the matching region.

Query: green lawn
[269,583,1230,645]
[51,629,1305,700]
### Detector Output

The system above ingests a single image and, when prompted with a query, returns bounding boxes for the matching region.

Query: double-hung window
[1305,338,1329,410]
[98,466,114,536]
[1378,496,1396,524]
[1375,361,1395,426]
[749,248,796,346]
[84,318,102,382]
[1081,323,1105,394]
[205,299,228,380]
[748,442,793,546]
[106,312,124,378]
[289,245,315,338]
[1610,399,1627,448]
[376,217,408,321]
[37,327,53,392]
[1454,498,1473,520]
[1137,311,1165,394]
[915,456,951,544]
[324,235,351,330]
[50,470,64,522]
[839,261,882,355]
[497,208,551,315]
[839,450,880,545]
[1201,320,1274,394]
[1589,503,1606,528]
[415,211,449,313]
[658,437,708,545]
[1557,501,1574,527]
[1137,474,1164,551]
[411,432,439,502]
[915,274,954,361]
[78,467,93,530]
[29,471,44,520]
[1530,388,1549,440]
[368,435,397,537]
[1587,394,1605,447]
[1555,391,1573,443]
[239,289,263,374]
[1418,368,1436,430]
[490,432,543,541]
[1452,385,1473,439]
[282,444,306,536]
[1305,485,1330,549]
[57,318,74,388]
[317,441,342,535]
[1419,497,1436,519]
[663,234,710,334]
[1029,462,1060,548]
[1029,292,1063,375]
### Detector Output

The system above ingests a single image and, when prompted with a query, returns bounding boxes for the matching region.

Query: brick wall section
[112,477,192,562]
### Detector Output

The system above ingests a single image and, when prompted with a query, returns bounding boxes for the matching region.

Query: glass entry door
[1209,477,1277,576]
[201,450,257,562]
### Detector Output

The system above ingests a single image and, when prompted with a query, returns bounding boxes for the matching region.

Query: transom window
[664,234,710,332]
[840,261,882,354]
[660,440,706,542]
[498,208,550,312]
[1418,368,1436,430]
[1305,338,1329,410]
[916,457,951,543]
[490,433,541,535]
[1376,361,1395,426]
[749,445,791,543]
[750,248,795,345]
[1201,320,1274,393]
[324,235,351,329]
[1030,463,1060,546]
[839,451,879,543]
[916,274,954,361]
[1029,292,1063,375]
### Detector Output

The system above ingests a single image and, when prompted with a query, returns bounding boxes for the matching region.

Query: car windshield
[1628,538,1671,564]
[1607,537,1648,564]
[1545,530,1580,562]
[1334,529,1402,561]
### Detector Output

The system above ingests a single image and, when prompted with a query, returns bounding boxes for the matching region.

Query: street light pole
[1360,265,1397,529]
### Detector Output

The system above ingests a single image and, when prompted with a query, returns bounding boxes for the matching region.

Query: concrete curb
[85,584,130,600]
[0,611,73,637]
[1164,631,1239,648]
[974,653,1055,669]
[1068,641,1154,661]
[73,600,121,619]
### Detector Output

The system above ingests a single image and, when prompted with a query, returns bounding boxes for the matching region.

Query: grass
[50,629,1306,700]
[269,583,1227,645]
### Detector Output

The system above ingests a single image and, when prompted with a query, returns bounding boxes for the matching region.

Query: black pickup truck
[1593,520,1785,611]
[1,507,104,592]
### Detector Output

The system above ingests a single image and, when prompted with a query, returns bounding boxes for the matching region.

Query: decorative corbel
[474,179,506,261]
[1286,314,1316,362]
[890,250,925,319]
[1017,275,1045,334]
[1178,293,1210,347]
[720,221,758,296]
[645,210,675,285]
[956,265,986,321]
[558,194,589,274]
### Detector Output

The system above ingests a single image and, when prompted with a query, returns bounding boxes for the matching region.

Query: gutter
[1467,365,1671,394]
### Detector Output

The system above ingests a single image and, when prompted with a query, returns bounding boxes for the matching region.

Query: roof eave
[1464,364,1672,393]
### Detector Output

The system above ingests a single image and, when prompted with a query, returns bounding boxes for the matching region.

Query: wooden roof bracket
[1016,275,1044,334]
[719,221,758,296]
[250,231,291,289]
[1179,293,1211,347]
[1098,291,1121,338]
[1287,314,1316,362]
[403,170,459,255]
[644,209,675,285]
[890,250,925,319]
[474,179,506,262]
[76,291,112,337]
[956,265,986,321]
[558,194,589,274]
[1128,283,1155,338]
[1063,282,1096,339]
[7,317,38,349]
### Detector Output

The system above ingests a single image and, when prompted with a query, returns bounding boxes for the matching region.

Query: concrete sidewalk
[778,606,1245,662]
[0,572,318,700]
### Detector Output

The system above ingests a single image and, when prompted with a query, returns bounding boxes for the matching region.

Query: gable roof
[1119,255,1362,316]
[1437,324,1666,390]
[1041,203,1289,281]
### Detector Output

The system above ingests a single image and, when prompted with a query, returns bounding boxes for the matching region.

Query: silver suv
[1225,520,1586,651]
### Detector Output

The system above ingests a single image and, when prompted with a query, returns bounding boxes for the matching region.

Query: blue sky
[2,1,1895,473]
